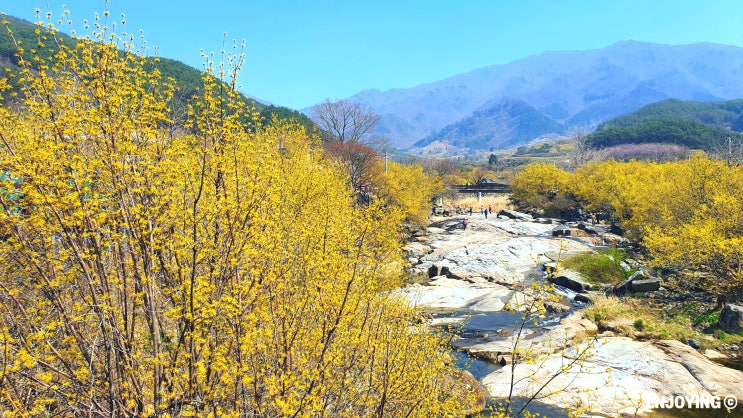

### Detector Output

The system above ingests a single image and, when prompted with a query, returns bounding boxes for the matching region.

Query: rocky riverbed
[397,213,743,417]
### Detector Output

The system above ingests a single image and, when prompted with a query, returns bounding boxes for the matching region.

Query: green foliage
[0,16,49,66]
[562,248,631,285]
[586,297,701,343]
[597,98,743,130]
[587,117,739,151]
[633,319,645,331]
[693,308,722,325]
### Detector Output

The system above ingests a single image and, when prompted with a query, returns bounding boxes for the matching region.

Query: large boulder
[548,270,592,293]
[601,232,627,247]
[630,278,661,292]
[718,304,743,333]
[612,270,660,295]
[498,209,534,221]
[609,223,625,236]
[403,241,432,258]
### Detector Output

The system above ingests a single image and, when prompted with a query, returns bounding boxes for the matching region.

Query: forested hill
[595,99,743,131]
[585,99,743,151]
[0,15,314,132]
[586,117,742,151]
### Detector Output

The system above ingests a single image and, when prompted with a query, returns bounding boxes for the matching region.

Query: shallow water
[452,349,499,381]
[483,397,571,417]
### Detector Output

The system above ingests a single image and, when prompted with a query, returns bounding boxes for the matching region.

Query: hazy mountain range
[333,41,743,152]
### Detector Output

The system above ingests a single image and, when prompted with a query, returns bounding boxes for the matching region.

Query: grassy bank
[584,295,743,350]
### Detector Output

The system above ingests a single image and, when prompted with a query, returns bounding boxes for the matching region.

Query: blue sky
[3,1,743,110]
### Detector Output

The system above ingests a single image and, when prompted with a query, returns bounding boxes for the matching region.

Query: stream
[429,281,582,416]
[404,216,743,416]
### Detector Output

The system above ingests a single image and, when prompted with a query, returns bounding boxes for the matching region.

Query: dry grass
[446,195,514,214]
[584,295,743,349]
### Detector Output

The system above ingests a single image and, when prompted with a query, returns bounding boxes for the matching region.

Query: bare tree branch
[312,99,379,144]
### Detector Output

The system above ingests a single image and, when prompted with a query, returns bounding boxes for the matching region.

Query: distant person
[462,218,468,230]
[469,207,473,216]
[484,210,488,219]
[488,205,492,215]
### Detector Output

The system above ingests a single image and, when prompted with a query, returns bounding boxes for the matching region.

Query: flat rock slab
[396,277,518,311]
[482,337,743,416]
[408,218,594,289]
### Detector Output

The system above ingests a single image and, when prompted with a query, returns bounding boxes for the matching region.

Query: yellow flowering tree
[0,15,477,417]
[569,156,743,304]
[509,163,573,215]
[643,156,743,305]
[370,160,444,224]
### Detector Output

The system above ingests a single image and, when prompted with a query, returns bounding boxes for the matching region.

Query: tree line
[510,157,743,305]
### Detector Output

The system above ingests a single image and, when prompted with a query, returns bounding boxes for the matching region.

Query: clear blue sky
[3,1,743,110]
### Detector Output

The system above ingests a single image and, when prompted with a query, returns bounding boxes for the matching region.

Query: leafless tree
[710,134,743,167]
[312,99,380,144]
[419,157,459,177]
[569,126,591,170]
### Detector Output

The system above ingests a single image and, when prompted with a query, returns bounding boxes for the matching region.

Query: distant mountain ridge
[412,98,564,150]
[342,41,743,151]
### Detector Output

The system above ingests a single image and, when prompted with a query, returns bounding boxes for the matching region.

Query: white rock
[703,349,729,360]
[482,337,743,416]
[395,277,516,311]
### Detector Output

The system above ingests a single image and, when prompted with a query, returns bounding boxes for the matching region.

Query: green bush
[633,319,645,331]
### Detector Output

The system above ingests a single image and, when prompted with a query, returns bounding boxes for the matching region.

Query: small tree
[370,160,444,224]
[510,163,573,212]
[569,126,591,170]
[489,153,499,166]
[325,139,380,193]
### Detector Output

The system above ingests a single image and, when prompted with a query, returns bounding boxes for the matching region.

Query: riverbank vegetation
[585,296,743,350]
[0,14,473,416]
[510,157,743,306]
[561,248,634,286]
[506,156,743,368]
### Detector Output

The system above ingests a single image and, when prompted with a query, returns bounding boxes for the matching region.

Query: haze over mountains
[331,41,743,152]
